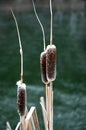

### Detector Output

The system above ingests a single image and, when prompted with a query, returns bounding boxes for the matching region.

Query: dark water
[0,10,86,130]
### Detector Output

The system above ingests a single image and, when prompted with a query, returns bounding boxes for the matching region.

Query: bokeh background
[0,0,86,130]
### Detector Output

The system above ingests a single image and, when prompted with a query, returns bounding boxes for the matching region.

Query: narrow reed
[50,0,53,45]
[11,9,23,82]
[32,0,46,51]
[40,97,48,130]
[25,107,40,130]
[6,122,12,130]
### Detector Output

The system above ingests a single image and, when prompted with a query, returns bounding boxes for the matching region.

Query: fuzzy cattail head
[46,45,56,82]
[40,51,49,84]
[17,80,26,117]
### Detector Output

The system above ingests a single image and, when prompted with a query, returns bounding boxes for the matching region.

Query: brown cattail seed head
[40,51,49,84]
[17,80,26,117]
[46,45,56,82]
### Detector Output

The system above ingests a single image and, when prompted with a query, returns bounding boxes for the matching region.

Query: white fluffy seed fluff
[16,80,26,90]
[47,44,56,50]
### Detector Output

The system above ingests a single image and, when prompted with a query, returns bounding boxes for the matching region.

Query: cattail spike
[46,45,56,82]
[40,51,49,84]
[17,80,26,117]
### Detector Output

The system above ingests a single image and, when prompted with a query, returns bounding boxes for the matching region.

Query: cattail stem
[20,116,25,130]
[32,0,46,51]
[11,9,23,82]
[45,82,53,130]
[46,84,48,115]
[40,97,48,130]
[50,81,53,130]
[50,0,53,45]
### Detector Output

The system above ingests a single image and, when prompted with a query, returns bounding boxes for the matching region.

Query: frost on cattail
[46,45,56,82]
[17,80,26,117]
[40,51,48,84]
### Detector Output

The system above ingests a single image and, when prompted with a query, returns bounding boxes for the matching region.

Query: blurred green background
[0,0,86,130]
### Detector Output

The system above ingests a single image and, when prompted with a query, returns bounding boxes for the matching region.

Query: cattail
[17,80,26,117]
[40,51,49,84]
[46,45,56,82]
